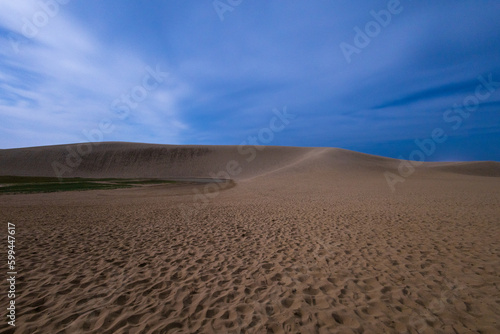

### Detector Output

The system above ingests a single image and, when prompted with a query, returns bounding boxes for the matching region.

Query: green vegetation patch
[0,176,176,194]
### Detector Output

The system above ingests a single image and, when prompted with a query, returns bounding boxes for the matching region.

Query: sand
[0,143,499,333]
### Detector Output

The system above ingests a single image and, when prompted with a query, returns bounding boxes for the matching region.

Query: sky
[0,0,499,161]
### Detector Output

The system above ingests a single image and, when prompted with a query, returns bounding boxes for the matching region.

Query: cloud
[372,78,483,110]
[0,0,188,148]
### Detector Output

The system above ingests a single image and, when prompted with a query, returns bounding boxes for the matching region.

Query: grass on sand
[0,176,176,194]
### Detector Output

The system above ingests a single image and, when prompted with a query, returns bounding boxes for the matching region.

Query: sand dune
[0,142,314,180]
[0,142,420,180]
[1,143,499,333]
[3,142,498,181]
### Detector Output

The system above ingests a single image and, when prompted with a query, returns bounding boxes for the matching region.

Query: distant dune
[426,161,500,177]
[2,142,499,181]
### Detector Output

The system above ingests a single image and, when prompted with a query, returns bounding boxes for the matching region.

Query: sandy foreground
[0,143,499,333]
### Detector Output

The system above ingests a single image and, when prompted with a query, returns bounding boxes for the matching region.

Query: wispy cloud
[0,0,188,148]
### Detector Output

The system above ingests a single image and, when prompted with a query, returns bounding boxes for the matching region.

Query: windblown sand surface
[1,143,499,333]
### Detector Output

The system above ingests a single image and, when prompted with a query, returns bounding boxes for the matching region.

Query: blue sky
[1,0,499,161]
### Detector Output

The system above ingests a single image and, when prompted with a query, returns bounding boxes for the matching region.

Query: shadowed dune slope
[0,142,499,180]
[425,161,500,177]
[0,142,304,180]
